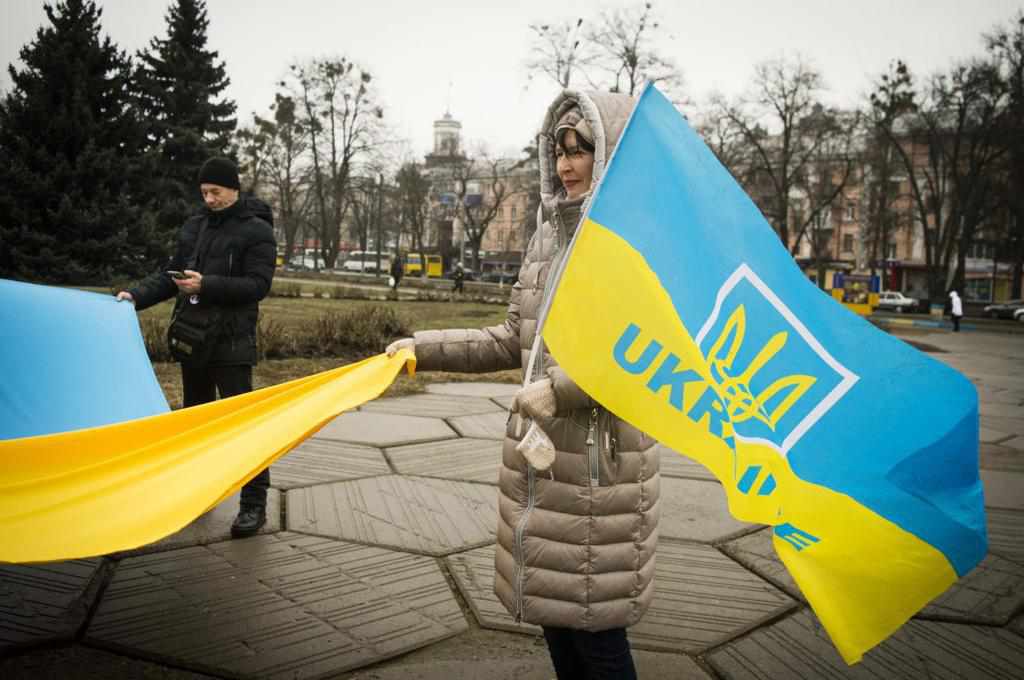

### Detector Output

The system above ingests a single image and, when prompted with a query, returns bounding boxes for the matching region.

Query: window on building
[885,242,897,259]
[842,234,854,253]
[844,204,855,221]
[966,242,994,260]
[964,278,992,302]
[511,206,517,218]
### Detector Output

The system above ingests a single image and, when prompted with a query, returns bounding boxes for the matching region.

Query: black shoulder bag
[167,220,223,367]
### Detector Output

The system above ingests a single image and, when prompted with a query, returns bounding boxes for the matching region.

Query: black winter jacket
[130,196,276,366]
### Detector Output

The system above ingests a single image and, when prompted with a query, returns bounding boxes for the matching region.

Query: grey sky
[3,0,1021,159]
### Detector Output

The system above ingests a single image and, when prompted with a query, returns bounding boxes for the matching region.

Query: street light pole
[375,172,384,278]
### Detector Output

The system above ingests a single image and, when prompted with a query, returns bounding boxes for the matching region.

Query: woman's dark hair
[555,126,595,154]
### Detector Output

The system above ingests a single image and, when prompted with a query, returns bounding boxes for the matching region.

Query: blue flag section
[0,279,168,440]
[541,84,986,663]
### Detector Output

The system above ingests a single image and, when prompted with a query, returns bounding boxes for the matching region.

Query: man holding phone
[116,157,277,538]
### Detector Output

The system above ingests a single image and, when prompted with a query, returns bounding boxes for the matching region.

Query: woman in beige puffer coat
[389,91,660,679]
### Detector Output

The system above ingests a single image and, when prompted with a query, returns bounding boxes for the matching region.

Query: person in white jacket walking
[949,290,964,332]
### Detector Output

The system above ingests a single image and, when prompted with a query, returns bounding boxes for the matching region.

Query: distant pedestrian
[451,261,465,294]
[389,255,404,294]
[950,290,963,332]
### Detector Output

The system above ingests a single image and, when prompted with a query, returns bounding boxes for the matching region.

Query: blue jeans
[542,626,637,680]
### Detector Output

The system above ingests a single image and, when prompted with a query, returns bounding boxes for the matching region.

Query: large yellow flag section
[0,351,415,563]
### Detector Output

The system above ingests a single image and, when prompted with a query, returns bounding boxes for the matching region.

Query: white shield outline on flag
[694,263,859,457]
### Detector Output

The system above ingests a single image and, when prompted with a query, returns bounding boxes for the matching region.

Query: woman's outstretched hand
[386,337,415,358]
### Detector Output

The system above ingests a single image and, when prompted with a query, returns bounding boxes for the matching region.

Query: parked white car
[1014,308,1024,323]
[876,291,919,313]
[340,251,390,273]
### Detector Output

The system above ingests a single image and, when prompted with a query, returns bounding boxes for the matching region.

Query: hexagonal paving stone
[491,394,515,410]
[386,438,502,484]
[981,427,1015,444]
[315,411,456,448]
[361,393,504,418]
[658,477,759,543]
[721,528,1024,624]
[86,533,467,680]
[980,443,1024,473]
[981,415,1024,439]
[272,439,390,489]
[922,553,1024,623]
[445,545,541,636]
[632,539,795,652]
[287,475,497,556]
[425,382,520,398]
[114,491,281,557]
[982,469,1024,510]
[707,609,1024,679]
[1011,614,1023,637]
[719,528,801,599]
[446,540,795,654]
[988,507,1024,565]
[656,444,716,481]
[448,411,509,440]
[327,628,714,680]
[982,402,1024,419]
[0,645,214,679]
[0,559,106,652]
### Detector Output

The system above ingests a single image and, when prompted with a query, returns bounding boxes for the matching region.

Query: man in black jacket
[116,157,277,538]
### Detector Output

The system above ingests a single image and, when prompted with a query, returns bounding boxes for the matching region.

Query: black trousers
[952,314,962,332]
[181,362,270,508]
[542,626,637,680]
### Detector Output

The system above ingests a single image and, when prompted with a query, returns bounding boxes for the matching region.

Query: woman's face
[556,130,595,200]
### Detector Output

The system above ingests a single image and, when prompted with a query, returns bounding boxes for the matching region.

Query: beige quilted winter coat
[413,90,660,631]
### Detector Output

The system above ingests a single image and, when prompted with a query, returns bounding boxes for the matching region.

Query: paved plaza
[2,327,1023,679]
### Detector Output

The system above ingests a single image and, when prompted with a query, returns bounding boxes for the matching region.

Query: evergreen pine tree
[0,0,155,283]
[136,0,236,237]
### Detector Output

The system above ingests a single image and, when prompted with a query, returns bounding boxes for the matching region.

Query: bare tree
[236,93,312,264]
[987,12,1024,297]
[234,115,273,196]
[395,161,432,258]
[791,112,859,287]
[585,2,682,96]
[870,59,1009,300]
[525,18,592,89]
[695,105,759,186]
[347,175,380,259]
[859,119,908,288]
[290,57,383,269]
[711,54,839,251]
[440,149,528,271]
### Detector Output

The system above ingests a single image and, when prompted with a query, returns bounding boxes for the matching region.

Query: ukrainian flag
[540,84,986,663]
[0,279,415,563]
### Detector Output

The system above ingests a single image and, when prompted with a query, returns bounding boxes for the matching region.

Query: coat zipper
[587,407,601,487]
[513,205,567,622]
[512,202,577,622]
[513,464,536,622]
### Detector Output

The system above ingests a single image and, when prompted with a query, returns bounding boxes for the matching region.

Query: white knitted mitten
[512,378,557,420]
[516,421,557,471]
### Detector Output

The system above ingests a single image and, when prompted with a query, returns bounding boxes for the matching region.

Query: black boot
[231,504,266,538]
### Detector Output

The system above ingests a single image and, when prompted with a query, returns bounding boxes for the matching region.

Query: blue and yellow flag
[540,85,986,663]
[0,280,414,563]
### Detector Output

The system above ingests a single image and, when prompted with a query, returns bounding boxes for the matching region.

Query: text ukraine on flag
[540,84,986,664]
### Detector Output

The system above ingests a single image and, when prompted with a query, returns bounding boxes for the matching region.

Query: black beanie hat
[197,157,240,190]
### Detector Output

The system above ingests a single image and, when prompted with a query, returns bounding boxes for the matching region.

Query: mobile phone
[166,270,188,280]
